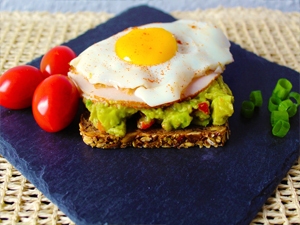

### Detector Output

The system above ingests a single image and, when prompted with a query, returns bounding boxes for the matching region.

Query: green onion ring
[278,99,298,117]
[241,101,255,118]
[270,110,289,127]
[288,91,300,106]
[249,90,263,107]
[287,104,298,117]
[278,99,293,111]
[272,119,290,138]
[268,96,281,112]
[272,78,293,100]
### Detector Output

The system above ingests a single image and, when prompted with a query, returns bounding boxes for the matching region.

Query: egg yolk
[115,27,177,66]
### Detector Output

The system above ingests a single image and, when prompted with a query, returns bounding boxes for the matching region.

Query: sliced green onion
[249,90,263,107]
[272,119,290,138]
[278,99,293,111]
[278,99,298,117]
[287,103,298,117]
[272,78,292,100]
[241,101,255,118]
[268,96,281,112]
[288,91,300,106]
[270,110,289,126]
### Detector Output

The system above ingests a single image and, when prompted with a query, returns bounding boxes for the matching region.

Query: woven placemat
[0,7,299,225]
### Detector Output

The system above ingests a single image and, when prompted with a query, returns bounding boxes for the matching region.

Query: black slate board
[0,5,299,225]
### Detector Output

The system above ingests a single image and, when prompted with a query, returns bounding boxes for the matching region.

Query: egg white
[69,20,233,107]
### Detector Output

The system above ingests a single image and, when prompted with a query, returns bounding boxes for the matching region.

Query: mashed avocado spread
[84,76,234,137]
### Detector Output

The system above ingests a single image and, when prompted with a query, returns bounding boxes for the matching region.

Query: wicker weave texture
[0,7,299,225]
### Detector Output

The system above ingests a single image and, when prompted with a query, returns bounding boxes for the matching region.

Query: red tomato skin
[198,102,210,115]
[138,119,155,130]
[0,65,44,109]
[32,75,79,132]
[40,46,76,77]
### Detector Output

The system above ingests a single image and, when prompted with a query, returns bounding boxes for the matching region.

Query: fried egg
[68,20,233,107]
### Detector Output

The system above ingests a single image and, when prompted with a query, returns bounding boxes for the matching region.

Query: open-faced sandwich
[68,20,234,149]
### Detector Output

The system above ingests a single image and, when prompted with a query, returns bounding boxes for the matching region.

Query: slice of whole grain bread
[79,112,230,149]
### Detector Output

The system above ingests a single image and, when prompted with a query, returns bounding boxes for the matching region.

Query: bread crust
[79,112,230,149]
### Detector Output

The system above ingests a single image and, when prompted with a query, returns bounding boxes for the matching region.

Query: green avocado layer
[84,76,234,137]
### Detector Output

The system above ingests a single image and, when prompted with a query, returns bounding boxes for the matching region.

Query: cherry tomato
[0,65,44,109]
[32,75,79,132]
[40,46,76,77]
